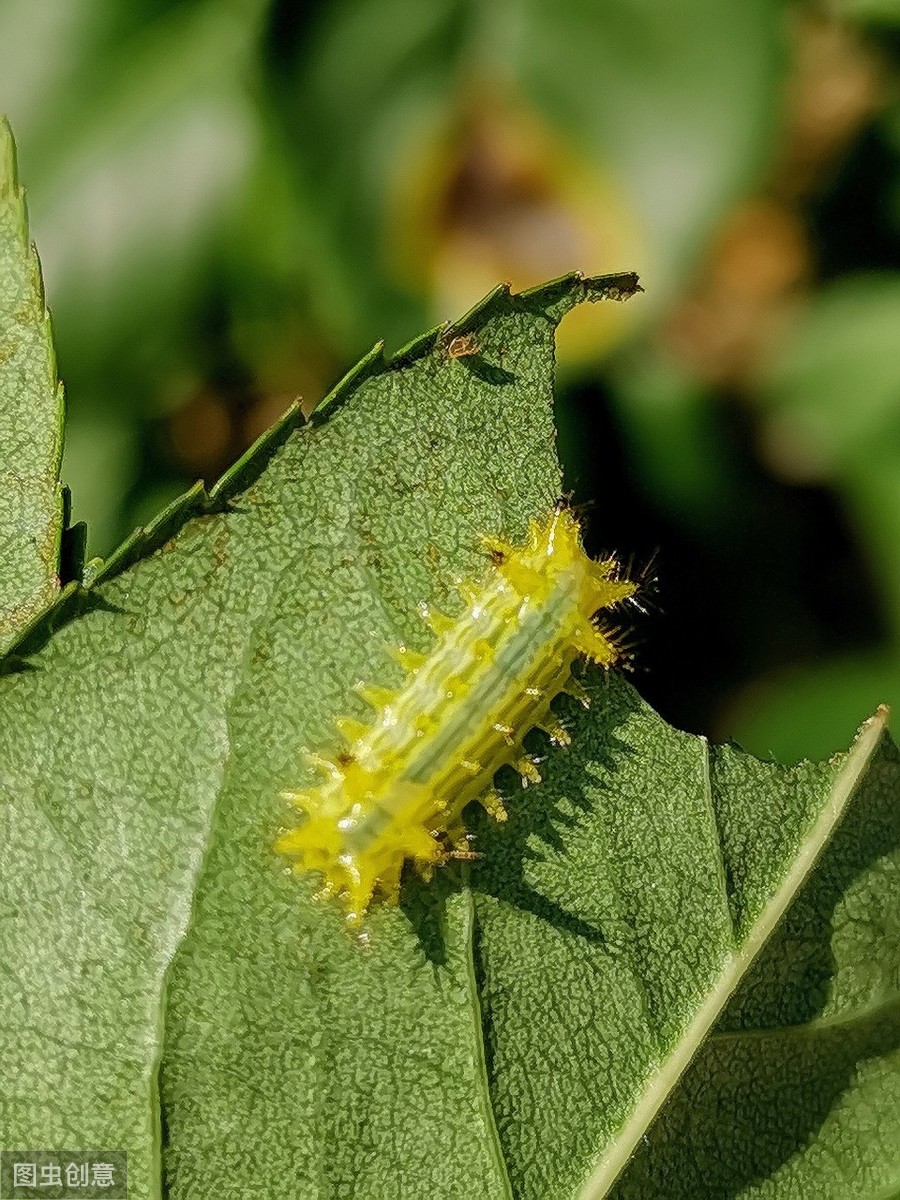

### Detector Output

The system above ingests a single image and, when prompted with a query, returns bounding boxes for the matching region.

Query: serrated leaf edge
[0,271,640,669]
[0,115,66,644]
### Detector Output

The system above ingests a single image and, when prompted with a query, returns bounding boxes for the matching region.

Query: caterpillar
[276,506,637,926]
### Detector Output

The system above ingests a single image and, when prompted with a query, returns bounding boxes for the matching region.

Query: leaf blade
[1,263,894,1200]
[585,705,887,1196]
[470,677,889,1199]
[157,277,591,1199]
[613,730,900,1198]
[0,273,637,1199]
[0,116,63,651]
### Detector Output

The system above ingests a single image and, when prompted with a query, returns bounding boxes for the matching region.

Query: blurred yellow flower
[386,89,646,366]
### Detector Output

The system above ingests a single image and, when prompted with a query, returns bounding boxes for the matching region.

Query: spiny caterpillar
[276,507,637,926]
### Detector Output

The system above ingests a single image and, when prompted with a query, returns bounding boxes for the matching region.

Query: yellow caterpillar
[276,507,636,926]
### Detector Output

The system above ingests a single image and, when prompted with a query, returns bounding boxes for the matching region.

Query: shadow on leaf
[614,735,900,1199]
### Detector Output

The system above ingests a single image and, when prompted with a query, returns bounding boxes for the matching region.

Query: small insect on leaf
[445,333,481,359]
[275,507,637,928]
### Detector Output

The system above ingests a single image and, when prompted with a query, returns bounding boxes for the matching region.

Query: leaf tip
[0,114,17,192]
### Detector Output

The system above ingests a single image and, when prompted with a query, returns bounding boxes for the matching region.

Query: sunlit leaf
[0,116,62,651]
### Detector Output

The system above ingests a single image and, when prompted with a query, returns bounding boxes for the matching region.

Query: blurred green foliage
[1,0,898,763]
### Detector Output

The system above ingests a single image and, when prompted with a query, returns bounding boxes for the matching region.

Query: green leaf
[0,116,63,652]
[0,265,894,1200]
[613,732,900,1198]
[0,0,271,557]
[7,0,268,372]
[761,274,900,644]
[472,678,889,1198]
[763,275,900,474]
[0,272,632,1198]
[831,0,900,26]
[156,276,640,1199]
